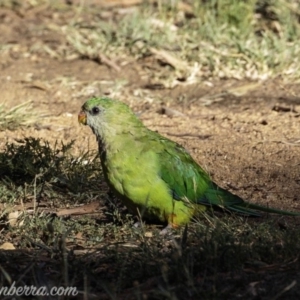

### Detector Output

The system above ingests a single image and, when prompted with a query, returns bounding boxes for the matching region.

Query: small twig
[149,47,188,71]
[157,107,186,118]
[270,139,300,146]
[254,139,300,148]
[56,201,102,216]
[272,280,297,300]
[166,132,212,139]
[98,53,121,72]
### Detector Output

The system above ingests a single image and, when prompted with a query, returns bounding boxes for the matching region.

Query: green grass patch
[52,0,300,82]
[3,0,300,82]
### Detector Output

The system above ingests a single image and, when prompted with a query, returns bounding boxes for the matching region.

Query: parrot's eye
[91,107,100,115]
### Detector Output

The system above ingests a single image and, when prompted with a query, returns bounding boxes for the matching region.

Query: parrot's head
[78,97,142,139]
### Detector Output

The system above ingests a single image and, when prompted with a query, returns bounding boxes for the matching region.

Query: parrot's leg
[159,213,179,235]
[160,224,175,235]
[133,221,143,228]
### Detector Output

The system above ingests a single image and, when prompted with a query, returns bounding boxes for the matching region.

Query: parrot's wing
[156,138,261,216]
[157,138,212,203]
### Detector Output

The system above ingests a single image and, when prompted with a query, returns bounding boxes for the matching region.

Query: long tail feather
[235,202,300,216]
[202,182,300,217]
[224,205,261,217]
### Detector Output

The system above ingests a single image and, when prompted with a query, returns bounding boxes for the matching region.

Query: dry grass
[2,0,300,84]
[0,102,39,130]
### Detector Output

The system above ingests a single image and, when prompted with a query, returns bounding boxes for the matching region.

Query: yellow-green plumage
[79,97,300,227]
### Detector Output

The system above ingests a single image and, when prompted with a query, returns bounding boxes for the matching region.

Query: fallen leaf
[8,211,22,227]
[144,231,153,238]
[0,242,15,250]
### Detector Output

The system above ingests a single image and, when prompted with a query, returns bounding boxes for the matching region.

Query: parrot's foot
[133,221,142,228]
[160,224,176,235]
[133,221,146,228]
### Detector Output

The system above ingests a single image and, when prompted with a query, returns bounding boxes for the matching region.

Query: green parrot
[78,97,300,228]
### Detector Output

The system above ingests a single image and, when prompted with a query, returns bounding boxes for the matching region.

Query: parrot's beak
[78,111,87,125]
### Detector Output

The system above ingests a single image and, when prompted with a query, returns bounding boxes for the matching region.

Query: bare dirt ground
[1,2,300,299]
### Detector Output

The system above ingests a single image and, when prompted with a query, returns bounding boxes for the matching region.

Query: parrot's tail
[233,202,300,216]
[200,182,300,217]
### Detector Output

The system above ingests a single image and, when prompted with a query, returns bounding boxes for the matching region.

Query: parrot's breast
[98,135,197,226]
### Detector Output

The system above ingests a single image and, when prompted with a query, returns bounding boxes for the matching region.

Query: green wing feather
[157,135,299,217]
